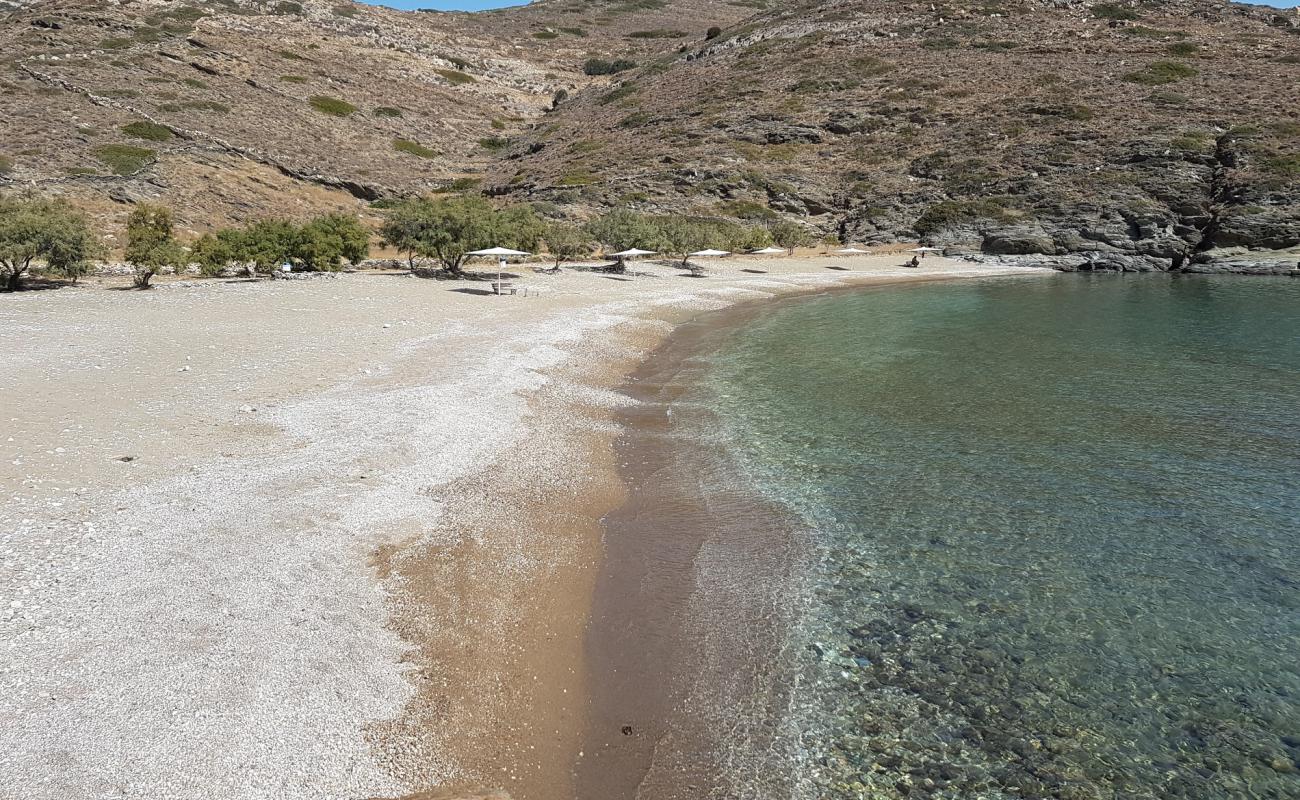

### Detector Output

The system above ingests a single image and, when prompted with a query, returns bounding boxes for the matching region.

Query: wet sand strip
[576,302,820,800]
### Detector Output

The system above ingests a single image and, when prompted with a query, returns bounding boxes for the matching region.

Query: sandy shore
[0,254,1051,800]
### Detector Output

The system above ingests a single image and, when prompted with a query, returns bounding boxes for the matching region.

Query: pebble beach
[0,254,1046,800]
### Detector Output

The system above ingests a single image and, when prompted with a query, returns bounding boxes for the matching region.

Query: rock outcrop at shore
[856,132,1300,273]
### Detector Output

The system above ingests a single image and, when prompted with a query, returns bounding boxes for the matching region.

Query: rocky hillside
[2,0,1298,270]
[0,0,750,233]
[493,0,1300,271]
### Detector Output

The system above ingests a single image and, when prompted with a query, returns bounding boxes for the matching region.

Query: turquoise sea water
[696,275,1300,799]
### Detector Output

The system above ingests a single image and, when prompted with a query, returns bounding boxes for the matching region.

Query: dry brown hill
[0,0,750,233]
[2,0,1298,269]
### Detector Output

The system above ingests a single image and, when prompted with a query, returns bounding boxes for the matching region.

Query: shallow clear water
[697,274,1300,799]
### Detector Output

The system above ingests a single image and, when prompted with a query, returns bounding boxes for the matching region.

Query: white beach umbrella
[835,246,870,255]
[907,246,943,253]
[688,249,731,257]
[466,246,531,285]
[749,246,786,255]
[609,248,657,259]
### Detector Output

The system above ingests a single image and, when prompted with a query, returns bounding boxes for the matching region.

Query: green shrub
[1123,60,1198,85]
[65,166,98,176]
[534,30,559,39]
[716,199,776,220]
[600,83,639,105]
[182,78,207,89]
[0,155,11,174]
[273,1,303,14]
[181,100,229,113]
[627,29,686,39]
[280,74,308,83]
[1166,42,1197,56]
[557,170,599,186]
[609,0,668,11]
[99,37,133,49]
[914,198,1019,235]
[478,137,508,151]
[583,58,637,75]
[276,50,305,60]
[559,26,587,36]
[1169,133,1213,152]
[491,118,506,130]
[99,88,140,98]
[309,95,356,116]
[1146,90,1188,106]
[373,106,402,117]
[393,139,438,158]
[435,69,476,85]
[332,4,357,16]
[1263,153,1300,177]
[95,144,155,175]
[1093,3,1139,20]
[121,121,173,141]
[442,177,481,192]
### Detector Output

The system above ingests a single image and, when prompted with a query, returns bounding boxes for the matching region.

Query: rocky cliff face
[1,0,1297,270]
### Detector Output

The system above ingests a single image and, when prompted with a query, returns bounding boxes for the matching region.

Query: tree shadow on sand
[3,277,77,292]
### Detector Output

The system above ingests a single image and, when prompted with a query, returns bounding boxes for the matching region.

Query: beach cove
[0,254,1046,800]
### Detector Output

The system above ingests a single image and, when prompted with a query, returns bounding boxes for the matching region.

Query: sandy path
[0,255,1052,800]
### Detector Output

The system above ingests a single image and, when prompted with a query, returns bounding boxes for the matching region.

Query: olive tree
[124,204,186,288]
[380,196,541,275]
[659,217,718,266]
[584,209,666,253]
[0,195,100,290]
[542,222,590,269]
[768,219,814,254]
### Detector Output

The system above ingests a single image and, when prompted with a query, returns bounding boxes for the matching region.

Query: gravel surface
[0,258,1048,799]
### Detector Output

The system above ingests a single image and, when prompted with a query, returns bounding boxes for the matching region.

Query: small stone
[178,366,191,372]
[238,405,256,413]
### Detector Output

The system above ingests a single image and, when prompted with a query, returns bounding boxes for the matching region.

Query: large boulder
[982,226,1059,256]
